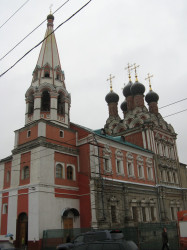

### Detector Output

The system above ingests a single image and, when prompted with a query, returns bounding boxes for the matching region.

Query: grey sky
[0,0,187,164]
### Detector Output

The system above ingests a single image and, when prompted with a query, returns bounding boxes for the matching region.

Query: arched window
[44,65,50,78]
[41,90,50,111]
[57,92,65,115]
[56,164,63,178]
[67,165,73,180]
[22,166,29,180]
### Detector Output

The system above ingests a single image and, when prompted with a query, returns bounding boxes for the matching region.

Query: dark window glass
[67,166,73,180]
[41,91,50,111]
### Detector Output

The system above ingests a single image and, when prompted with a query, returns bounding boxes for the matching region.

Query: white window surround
[137,156,144,179]
[103,145,112,173]
[115,149,124,175]
[146,158,153,181]
[126,152,134,177]
[103,158,112,173]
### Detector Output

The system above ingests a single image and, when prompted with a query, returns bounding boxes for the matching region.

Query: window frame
[22,166,30,180]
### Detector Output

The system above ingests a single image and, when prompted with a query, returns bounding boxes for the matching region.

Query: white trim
[142,131,147,149]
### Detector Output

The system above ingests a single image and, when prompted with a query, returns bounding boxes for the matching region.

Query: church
[0,13,186,249]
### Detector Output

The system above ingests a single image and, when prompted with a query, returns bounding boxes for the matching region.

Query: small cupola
[145,73,159,114]
[105,74,120,117]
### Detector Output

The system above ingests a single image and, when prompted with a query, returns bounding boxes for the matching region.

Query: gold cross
[107,74,115,91]
[125,63,133,81]
[49,4,53,14]
[131,63,140,81]
[145,73,153,90]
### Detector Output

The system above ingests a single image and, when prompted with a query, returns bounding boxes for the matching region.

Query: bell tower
[25,14,71,128]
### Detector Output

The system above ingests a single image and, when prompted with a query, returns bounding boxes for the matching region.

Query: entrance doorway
[16,213,28,248]
[63,218,73,229]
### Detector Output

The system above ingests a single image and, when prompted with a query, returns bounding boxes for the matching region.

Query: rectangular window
[147,167,153,180]
[128,162,133,176]
[116,160,121,173]
[138,165,144,178]
[27,130,31,138]
[111,206,117,222]
[60,130,64,138]
[150,207,155,221]
[3,203,8,214]
[104,158,110,171]
[142,207,146,222]
[132,206,138,222]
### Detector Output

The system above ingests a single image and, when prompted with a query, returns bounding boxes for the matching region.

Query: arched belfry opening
[28,92,34,115]
[16,212,28,248]
[41,90,50,111]
[57,92,65,115]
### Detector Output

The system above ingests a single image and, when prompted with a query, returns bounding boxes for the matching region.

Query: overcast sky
[0,0,187,164]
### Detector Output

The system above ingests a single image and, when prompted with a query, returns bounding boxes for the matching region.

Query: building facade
[0,14,186,250]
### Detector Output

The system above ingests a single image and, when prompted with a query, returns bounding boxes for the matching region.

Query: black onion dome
[47,14,54,20]
[105,91,119,104]
[120,100,127,112]
[145,90,159,104]
[130,81,145,95]
[123,81,133,97]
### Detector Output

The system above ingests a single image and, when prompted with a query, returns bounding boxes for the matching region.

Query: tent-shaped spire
[25,14,71,127]
[37,14,61,73]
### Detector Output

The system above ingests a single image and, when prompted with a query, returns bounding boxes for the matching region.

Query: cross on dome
[145,73,153,90]
[49,4,53,14]
[131,63,140,82]
[107,74,115,91]
[125,63,133,81]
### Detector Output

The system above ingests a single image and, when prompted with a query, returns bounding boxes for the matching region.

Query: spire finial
[125,63,133,81]
[145,73,153,91]
[131,63,140,82]
[49,4,53,14]
[107,74,115,91]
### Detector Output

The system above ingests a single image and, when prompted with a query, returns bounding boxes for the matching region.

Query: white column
[7,190,18,238]
[33,93,42,121]
[50,92,58,121]
[14,130,19,149]
[28,188,39,241]
[142,131,147,149]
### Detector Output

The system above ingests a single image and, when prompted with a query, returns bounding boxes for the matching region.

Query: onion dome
[105,90,119,104]
[145,90,159,104]
[120,100,127,112]
[130,80,145,95]
[123,81,133,97]
[47,14,54,20]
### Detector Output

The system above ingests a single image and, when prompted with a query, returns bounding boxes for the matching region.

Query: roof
[94,129,153,153]
[71,123,152,153]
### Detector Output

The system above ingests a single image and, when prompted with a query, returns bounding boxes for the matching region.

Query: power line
[0,0,70,62]
[159,97,187,109]
[0,0,92,78]
[163,108,187,118]
[0,0,31,30]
